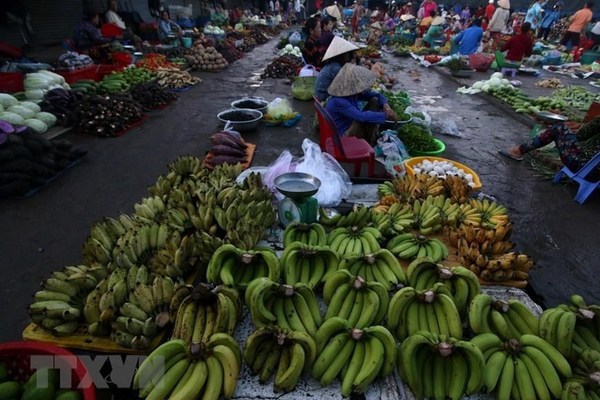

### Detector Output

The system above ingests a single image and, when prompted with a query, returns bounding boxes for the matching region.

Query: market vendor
[501,21,533,62]
[104,0,142,49]
[454,18,483,55]
[488,0,510,50]
[72,13,112,51]
[320,16,337,48]
[211,4,230,27]
[315,36,359,101]
[399,14,417,30]
[418,10,436,37]
[367,21,384,46]
[325,63,396,146]
[423,16,445,47]
[302,17,326,67]
[500,117,600,181]
[158,10,182,42]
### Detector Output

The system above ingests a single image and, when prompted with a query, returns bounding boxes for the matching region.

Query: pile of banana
[280,242,339,289]
[386,233,449,262]
[171,284,241,345]
[564,349,600,400]
[468,293,539,339]
[327,225,383,255]
[472,332,572,400]
[371,202,414,237]
[312,317,396,396]
[539,295,600,358]
[318,205,372,228]
[398,331,485,400]
[245,278,321,336]
[244,327,317,392]
[460,247,534,283]
[206,244,280,290]
[377,174,445,203]
[282,222,327,246]
[387,283,462,341]
[338,249,406,291]
[411,197,444,235]
[456,198,510,229]
[133,333,241,400]
[323,270,389,328]
[407,258,480,315]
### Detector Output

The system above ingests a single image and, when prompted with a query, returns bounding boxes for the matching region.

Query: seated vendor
[302,17,325,67]
[158,10,182,42]
[423,16,445,47]
[314,36,359,101]
[367,21,383,46]
[325,63,396,146]
[73,13,112,51]
[501,21,533,62]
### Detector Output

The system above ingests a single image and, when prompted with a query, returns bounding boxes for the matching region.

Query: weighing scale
[274,172,321,227]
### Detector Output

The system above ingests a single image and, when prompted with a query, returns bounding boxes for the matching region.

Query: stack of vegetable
[205,130,249,167]
[217,39,245,63]
[396,123,439,154]
[0,123,86,197]
[185,46,229,71]
[382,90,411,116]
[136,54,178,71]
[552,86,600,112]
[129,81,178,109]
[203,25,226,36]
[73,94,144,137]
[39,88,80,126]
[261,55,303,79]
[0,93,58,134]
[22,70,70,101]
[279,44,302,58]
[109,67,156,85]
[155,69,200,89]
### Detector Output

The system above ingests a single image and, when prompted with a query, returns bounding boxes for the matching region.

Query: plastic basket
[409,138,446,156]
[404,156,482,189]
[56,65,98,84]
[0,72,25,93]
[0,341,95,399]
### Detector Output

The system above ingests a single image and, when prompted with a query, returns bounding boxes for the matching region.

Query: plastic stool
[501,67,517,78]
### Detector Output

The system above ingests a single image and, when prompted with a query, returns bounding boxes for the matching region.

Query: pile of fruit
[72,93,144,137]
[154,69,200,90]
[261,55,303,79]
[136,53,179,71]
[185,46,229,71]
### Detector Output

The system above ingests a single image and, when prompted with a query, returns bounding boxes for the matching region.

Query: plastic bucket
[182,37,193,48]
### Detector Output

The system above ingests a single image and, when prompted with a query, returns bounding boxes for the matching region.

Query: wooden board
[203,142,256,170]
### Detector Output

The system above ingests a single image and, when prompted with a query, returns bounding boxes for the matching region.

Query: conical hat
[498,0,510,8]
[370,21,382,30]
[400,14,415,21]
[322,36,360,62]
[325,5,342,19]
[431,16,444,25]
[328,63,377,97]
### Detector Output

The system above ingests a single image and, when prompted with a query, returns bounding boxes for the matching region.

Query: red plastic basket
[111,52,132,66]
[0,341,95,399]
[100,23,124,38]
[56,65,99,84]
[0,72,25,93]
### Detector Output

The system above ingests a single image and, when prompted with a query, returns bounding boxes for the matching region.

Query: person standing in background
[488,0,510,49]
[455,18,484,55]
[423,0,438,19]
[320,16,336,48]
[485,0,495,21]
[351,0,365,35]
[538,2,562,40]
[524,0,546,32]
[460,5,471,23]
[105,0,126,29]
[559,1,593,49]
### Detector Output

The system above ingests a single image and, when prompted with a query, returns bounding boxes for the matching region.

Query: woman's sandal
[498,149,524,161]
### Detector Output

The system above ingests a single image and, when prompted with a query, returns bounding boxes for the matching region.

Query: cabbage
[19,101,41,113]
[491,72,503,80]
[38,70,65,85]
[0,112,25,125]
[24,73,53,90]
[0,104,3,112]
[25,89,45,100]
[472,81,484,90]
[0,93,19,108]
[7,105,35,119]
[23,118,48,134]
[482,84,490,92]
[285,44,293,51]
[35,112,57,127]
[489,77,502,87]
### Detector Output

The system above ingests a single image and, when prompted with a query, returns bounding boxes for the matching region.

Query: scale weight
[274,172,321,227]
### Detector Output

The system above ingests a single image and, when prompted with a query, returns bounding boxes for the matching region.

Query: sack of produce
[468,53,495,72]
[291,76,316,101]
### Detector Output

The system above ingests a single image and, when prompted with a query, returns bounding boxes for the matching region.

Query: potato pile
[184,45,229,71]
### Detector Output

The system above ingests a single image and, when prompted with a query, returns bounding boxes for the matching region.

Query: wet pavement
[0,32,599,346]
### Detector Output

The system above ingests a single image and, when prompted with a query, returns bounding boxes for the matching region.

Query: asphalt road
[0,32,599,345]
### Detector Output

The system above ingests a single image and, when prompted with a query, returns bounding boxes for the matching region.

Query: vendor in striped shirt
[325,63,396,146]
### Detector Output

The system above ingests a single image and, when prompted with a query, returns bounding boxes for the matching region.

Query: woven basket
[291,76,316,101]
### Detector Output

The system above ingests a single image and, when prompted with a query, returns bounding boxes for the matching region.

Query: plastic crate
[0,72,25,93]
[56,65,98,84]
[0,341,95,399]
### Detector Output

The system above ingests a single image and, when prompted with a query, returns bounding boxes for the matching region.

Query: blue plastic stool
[552,152,600,204]
[501,67,517,78]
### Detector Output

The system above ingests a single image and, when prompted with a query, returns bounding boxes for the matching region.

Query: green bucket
[580,47,600,65]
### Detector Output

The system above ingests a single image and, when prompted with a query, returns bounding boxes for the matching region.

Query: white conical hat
[498,0,510,8]
[328,63,376,97]
[431,16,444,25]
[400,14,415,21]
[322,36,360,62]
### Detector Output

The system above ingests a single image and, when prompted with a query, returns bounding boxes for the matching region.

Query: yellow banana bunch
[398,331,485,400]
[467,198,511,229]
[377,181,396,198]
[280,242,339,289]
[338,249,407,290]
[472,332,572,400]
[327,225,383,256]
[387,283,462,341]
[244,327,316,392]
[245,277,322,337]
[441,175,474,204]
[468,294,539,340]
[323,270,389,328]
[386,233,449,262]
[407,258,480,316]
[384,174,445,203]
[282,222,327,247]
[206,244,280,290]
[318,205,372,228]
[312,318,396,395]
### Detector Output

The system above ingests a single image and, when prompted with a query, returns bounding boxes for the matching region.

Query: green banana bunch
[407,258,480,316]
[561,377,600,400]
[386,233,448,262]
[369,208,395,237]
[133,196,167,224]
[244,327,316,392]
[327,225,383,256]
[282,222,327,247]
[398,331,485,400]
[318,205,372,228]
[280,242,339,290]
[206,244,280,290]
[412,197,444,235]
[82,216,135,264]
[377,181,396,198]
[472,332,572,400]
[245,277,321,336]
[338,248,407,291]
[323,270,389,328]
[468,294,539,341]
[387,283,462,341]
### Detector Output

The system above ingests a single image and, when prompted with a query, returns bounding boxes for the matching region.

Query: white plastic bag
[405,106,432,128]
[295,139,352,206]
[263,150,296,195]
[430,118,464,137]
[288,31,302,45]
[299,65,318,77]
[267,98,294,119]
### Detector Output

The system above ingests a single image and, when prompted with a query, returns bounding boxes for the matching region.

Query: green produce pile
[110,67,156,86]
[382,90,411,115]
[552,86,600,112]
[396,122,438,153]
[486,86,568,114]
[0,366,83,399]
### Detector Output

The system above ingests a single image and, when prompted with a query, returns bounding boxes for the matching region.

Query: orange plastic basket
[0,341,95,399]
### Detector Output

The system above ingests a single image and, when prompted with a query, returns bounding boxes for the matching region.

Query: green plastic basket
[410,138,446,156]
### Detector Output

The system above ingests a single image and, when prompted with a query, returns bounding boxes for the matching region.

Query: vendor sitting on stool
[325,63,396,146]
[158,10,182,42]
[423,16,445,47]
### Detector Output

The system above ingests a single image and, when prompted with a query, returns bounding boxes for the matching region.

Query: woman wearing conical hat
[314,36,360,102]
[325,63,396,145]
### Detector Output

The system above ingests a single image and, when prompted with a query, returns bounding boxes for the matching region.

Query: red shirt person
[485,0,495,20]
[501,21,534,62]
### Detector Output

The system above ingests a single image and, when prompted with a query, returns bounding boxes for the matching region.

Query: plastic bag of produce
[267,97,294,119]
[430,118,464,137]
[405,106,431,128]
[375,130,410,177]
[288,31,302,45]
[291,76,316,101]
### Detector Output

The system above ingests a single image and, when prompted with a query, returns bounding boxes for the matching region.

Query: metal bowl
[535,111,569,123]
[230,97,269,113]
[382,115,413,130]
[217,108,263,132]
[274,172,321,200]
